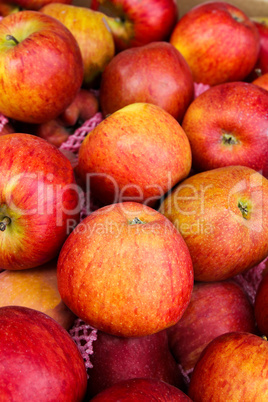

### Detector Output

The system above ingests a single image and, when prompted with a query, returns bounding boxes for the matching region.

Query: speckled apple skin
[57,202,194,337]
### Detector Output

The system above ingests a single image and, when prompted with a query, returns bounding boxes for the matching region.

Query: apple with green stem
[0,10,83,124]
[90,0,178,52]
[57,201,194,337]
[170,2,260,85]
[181,81,268,177]
[0,133,81,270]
[159,165,268,282]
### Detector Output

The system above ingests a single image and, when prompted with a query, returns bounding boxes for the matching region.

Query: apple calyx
[238,201,250,220]
[6,34,19,46]
[128,217,146,225]
[222,133,239,146]
[231,13,244,23]
[0,216,11,231]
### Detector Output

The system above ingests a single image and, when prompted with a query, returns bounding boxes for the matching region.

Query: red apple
[251,17,268,76]
[181,81,268,177]
[0,0,20,16]
[10,0,72,11]
[188,332,268,401]
[0,305,87,401]
[91,0,178,52]
[0,10,83,124]
[77,102,192,207]
[170,2,260,85]
[57,201,194,337]
[168,280,256,377]
[159,165,268,282]
[0,259,76,329]
[254,272,268,337]
[252,72,268,91]
[87,329,184,397]
[40,3,115,87]
[0,133,80,270]
[90,378,192,401]
[36,88,99,148]
[99,41,194,122]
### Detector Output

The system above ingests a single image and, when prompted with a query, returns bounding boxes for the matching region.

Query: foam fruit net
[0,82,267,381]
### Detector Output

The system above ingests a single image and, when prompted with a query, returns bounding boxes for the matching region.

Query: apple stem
[222,133,238,145]
[0,216,11,231]
[238,201,248,220]
[129,217,145,225]
[6,34,19,45]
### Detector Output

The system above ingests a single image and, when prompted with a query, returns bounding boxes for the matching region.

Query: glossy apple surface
[57,201,194,337]
[87,329,184,397]
[168,280,256,376]
[91,0,178,51]
[188,332,268,401]
[181,81,268,177]
[99,41,194,122]
[77,102,192,207]
[170,2,260,85]
[90,378,192,401]
[0,259,76,329]
[0,133,80,270]
[159,165,268,282]
[0,305,87,401]
[0,10,83,124]
[40,3,115,87]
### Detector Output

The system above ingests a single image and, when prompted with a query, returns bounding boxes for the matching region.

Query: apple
[0,0,20,17]
[87,329,184,397]
[168,280,256,378]
[57,201,194,337]
[40,3,115,87]
[90,0,178,52]
[0,259,76,329]
[169,2,260,86]
[0,10,84,124]
[181,81,268,177]
[10,0,72,11]
[254,272,268,337]
[90,377,192,401]
[77,102,192,207]
[0,133,80,270]
[251,17,268,76]
[99,41,194,122]
[36,88,99,148]
[188,332,268,401]
[0,305,87,401]
[159,165,268,282]
[252,72,268,91]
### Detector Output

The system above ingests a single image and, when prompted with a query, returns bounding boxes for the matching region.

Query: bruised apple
[57,201,194,337]
[77,102,192,207]
[0,306,87,401]
[99,41,194,122]
[159,166,268,282]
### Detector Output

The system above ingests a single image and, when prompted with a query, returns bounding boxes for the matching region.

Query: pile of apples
[0,0,267,400]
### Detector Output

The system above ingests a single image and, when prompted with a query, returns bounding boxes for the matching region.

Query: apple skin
[40,3,115,87]
[181,81,268,177]
[99,41,194,122]
[251,17,268,76]
[170,2,260,86]
[0,0,20,16]
[90,378,192,401]
[36,88,99,148]
[0,259,76,329]
[0,133,80,270]
[86,329,184,397]
[0,305,87,401]
[91,0,178,52]
[252,72,268,91]
[57,201,194,338]
[77,102,192,207]
[188,332,268,401]
[159,165,268,282]
[254,272,268,337]
[0,10,83,124]
[168,280,256,377]
[9,0,72,11]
